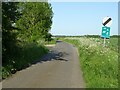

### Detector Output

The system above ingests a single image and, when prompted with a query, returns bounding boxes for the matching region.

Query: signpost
[101,16,112,47]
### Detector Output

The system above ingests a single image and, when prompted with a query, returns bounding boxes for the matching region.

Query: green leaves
[2,2,53,79]
[2,2,20,63]
[16,2,53,43]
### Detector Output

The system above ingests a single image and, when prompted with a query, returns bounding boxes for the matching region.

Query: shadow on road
[17,41,69,71]
[56,40,62,43]
[41,51,68,61]
[19,50,69,71]
[31,50,69,65]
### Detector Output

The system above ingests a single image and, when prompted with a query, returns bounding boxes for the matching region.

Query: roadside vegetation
[2,2,53,79]
[45,37,57,45]
[2,43,48,79]
[62,36,118,88]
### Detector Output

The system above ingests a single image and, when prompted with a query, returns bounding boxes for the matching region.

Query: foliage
[16,2,53,43]
[45,37,57,45]
[2,43,48,79]
[44,33,52,42]
[63,37,118,88]
[2,2,20,64]
[2,2,53,79]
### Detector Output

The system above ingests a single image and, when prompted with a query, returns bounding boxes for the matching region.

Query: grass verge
[63,37,118,88]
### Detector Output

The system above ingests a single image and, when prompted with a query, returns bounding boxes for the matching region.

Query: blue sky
[50,2,118,36]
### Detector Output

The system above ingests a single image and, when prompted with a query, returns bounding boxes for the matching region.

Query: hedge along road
[2,41,85,88]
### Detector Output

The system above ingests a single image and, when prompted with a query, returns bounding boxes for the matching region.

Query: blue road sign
[101,26,110,39]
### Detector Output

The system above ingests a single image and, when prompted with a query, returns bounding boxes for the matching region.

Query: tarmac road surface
[2,41,85,88]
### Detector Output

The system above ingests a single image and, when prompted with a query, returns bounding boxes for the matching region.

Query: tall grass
[63,37,118,88]
[89,37,118,52]
[2,43,48,79]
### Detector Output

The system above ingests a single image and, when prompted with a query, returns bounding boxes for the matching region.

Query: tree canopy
[16,2,53,43]
[2,2,20,63]
[2,2,53,64]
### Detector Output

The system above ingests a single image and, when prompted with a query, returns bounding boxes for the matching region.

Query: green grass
[63,37,118,88]
[45,39,56,45]
[89,37,118,52]
[2,43,48,79]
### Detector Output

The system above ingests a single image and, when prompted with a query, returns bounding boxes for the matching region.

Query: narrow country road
[2,41,85,88]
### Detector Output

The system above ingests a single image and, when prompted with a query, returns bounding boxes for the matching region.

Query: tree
[16,2,53,43]
[2,2,20,64]
[2,2,53,65]
[44,33,52,42]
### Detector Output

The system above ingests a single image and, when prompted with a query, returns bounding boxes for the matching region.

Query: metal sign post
[103,38,106,47]
[101,16,112,47]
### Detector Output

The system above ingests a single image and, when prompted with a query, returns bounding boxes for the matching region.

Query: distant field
[62,37,118,88]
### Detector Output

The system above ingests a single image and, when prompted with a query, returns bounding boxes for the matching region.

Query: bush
[2,43,48,79]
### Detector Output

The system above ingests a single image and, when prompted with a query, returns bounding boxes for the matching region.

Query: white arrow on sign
[102,16,112,27]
